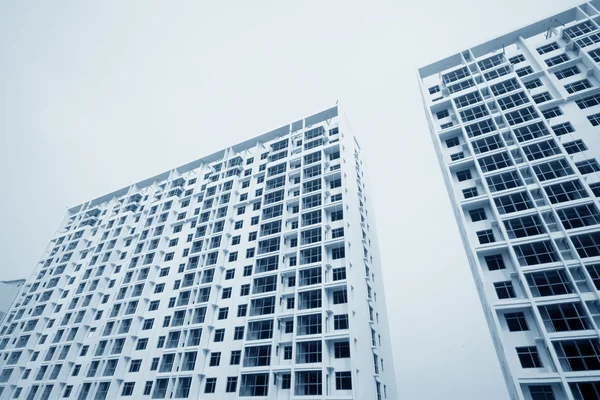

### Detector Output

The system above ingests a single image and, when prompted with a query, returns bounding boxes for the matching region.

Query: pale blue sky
[0,0,583,398]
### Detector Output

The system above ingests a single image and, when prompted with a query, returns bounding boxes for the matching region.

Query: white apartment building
[419,2,600,399]
[0,281,26,325]
[0,106,397,400]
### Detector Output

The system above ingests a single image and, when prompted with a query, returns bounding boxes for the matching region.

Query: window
[565,79,592,93]
[334,314,349,330]
[240,373,269,396]
[545,53,569,66]
[504,215,545,239]
[532,92,552,104]
[143,382,153,396]
[472,135,503,154]
[295,371,322,396]
[129,359,142,372]
[476,230,494,244]
[484,65,511,81]
[557,203,600,230]
[445,137,460,147]
[455,91,482,108]
[142,319,154,330]
[576,93,600,110]
[576,159,600,174]
[459,105,488,122]
[494,281,516,299]
[334,371,353,390]
[218,307,229,320]
[590,48,600,62]
[436,109,449,119]
[517,346,543,368]
[226,377,238,393]
[214,329,225,342]
[532,159,573,181]
[555,66,580,80]
[494,192,532,214]
[587,264,600,289]
[516,66,534,77]
[542,107,562,119]
[469,208,486,222]
[478,152,512,172]
[209,352,221,367]
[497,91,529,110]
[526,269,572,297]
[485,254,505,271]
[544,180,588,204]
[505,312,529,332]
[529,385,555,400]
[486,171,522,192]
[465,118,495,137]
[333,290,348,304]
[588,113,600,126]
[537,42,559,54]
[205,378,217,394]
[442,66,470,84]
[505,106,538,125]
[571,232,600,258]
[539,302,590,332]
[447,79,475,94]
[564,140,588,155]
[551,122,575,136]
[524,79,543,89]
[428,85,440,94]
[509,54,526,64]
[463,187,478,199]
[514,241,558,266]
[136,338,148,350]
[122,382,135,396]
[332,246,345,259]
[234,326,244,340]
[230,350,241,365]
[564,20,595,39]
[554,338,600,371]
[449,151,464,161]
[456,170,472,182]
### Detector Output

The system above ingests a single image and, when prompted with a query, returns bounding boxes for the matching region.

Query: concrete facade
[0,106,397,400]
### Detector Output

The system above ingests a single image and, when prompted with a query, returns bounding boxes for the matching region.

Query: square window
[469,208,487,222]
[517,346,542,368]
[457,169,472,182]
[484,254,505,271]
[205,378,217,393]
[505,312,529,332]
[209,352,221,366]
[477,229,495,244]
[494,281,516,299]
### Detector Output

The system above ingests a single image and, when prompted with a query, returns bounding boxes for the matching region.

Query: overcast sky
[0,0,584,398]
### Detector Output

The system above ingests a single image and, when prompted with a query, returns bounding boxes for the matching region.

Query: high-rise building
[0,106,397,400]
[0,280,25,325]
[418,2,600,399]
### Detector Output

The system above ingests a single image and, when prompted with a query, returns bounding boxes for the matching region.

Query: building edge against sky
[0,105,398,399]
[419,1,600,399]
